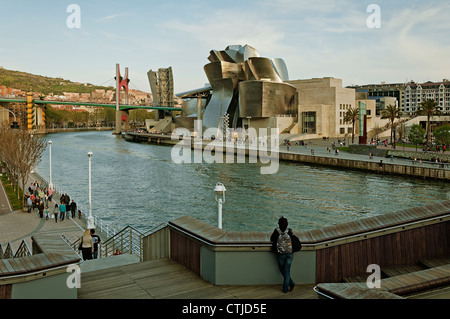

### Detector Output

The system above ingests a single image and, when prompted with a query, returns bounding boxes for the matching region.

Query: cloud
[96,13,126,22]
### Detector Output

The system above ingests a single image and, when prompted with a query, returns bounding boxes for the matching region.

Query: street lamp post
[214,182,226,229]
[48,141,53,190]
[87,151,95,229]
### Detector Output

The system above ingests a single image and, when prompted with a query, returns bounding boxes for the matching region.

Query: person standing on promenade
[53,204,59,223]
[37,200,44,218]
[80,229,94,261]
[26,195,32,213]
[59,203,66,221]
[90,229,101,259]
[32,195,37,213]
[270,216,296,293]
[70,199,77,219]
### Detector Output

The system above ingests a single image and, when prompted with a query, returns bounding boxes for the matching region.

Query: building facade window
[301,112,316,134]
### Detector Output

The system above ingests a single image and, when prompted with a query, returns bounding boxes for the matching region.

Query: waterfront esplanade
[2,198,449,299]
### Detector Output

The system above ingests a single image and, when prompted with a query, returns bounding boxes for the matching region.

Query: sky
[1,0,449,94]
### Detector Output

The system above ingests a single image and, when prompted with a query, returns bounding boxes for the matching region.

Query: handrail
[313,286,334,299]
[32,170,119,239]
[61,234,84,261]
[142,221,168,237]
[100,225,144,260]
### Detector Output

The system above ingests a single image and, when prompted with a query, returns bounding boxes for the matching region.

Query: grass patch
[0,173,23,210]
[336,146,349,153]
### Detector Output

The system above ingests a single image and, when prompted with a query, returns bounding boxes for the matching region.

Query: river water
[35,131,449,233]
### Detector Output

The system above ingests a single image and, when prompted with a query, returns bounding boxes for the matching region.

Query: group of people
[25,182,54,219]
[25,182,82,223]
[53,193,80,222]
[79,228,101,260]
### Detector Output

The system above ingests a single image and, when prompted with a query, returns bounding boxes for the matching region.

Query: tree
[0,127,19,195]
[45,105,64,128]
[416,99,441,146]
[343,107,359,143]
[433,124,450,149]
[408,124,425,151]
[0,127,47,205]
[381,104,400,149]
[15,129,47,205]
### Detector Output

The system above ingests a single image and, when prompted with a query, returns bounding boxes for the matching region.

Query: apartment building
[405,80,450,114]
[349,82,407,114]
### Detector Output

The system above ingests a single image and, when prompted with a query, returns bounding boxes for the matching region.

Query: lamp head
[214,182,226,197]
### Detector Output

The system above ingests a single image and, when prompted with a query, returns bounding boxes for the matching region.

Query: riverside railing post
[49,140,53,190]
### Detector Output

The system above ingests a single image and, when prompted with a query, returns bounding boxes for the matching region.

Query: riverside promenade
[1,142,448,300]
[0,173,86,253]
[0,172,317,299]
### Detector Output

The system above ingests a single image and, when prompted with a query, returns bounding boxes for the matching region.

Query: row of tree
[45,105,155,128]
[0,127,47,206]
[344,98,447,148]
[409,124,450,151]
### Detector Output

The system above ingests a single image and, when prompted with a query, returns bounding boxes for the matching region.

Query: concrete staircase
[148,116,172,133]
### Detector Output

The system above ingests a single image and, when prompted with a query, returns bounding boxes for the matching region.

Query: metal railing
[61,234,84,260]
[100,226,143,259]
[69,225,144,260]
[33,170,120,234]
[313,286,334,299]
[29,171,172,263]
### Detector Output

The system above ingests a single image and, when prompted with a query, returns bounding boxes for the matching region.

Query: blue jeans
[277,253,295,293]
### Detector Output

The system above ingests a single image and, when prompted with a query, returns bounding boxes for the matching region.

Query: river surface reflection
[36,131,449,233]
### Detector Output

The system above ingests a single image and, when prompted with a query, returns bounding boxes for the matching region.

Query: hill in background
[0,67,114,95]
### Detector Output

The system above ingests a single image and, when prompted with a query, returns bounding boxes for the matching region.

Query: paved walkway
[0,173,86,253]
[280,138,449,169]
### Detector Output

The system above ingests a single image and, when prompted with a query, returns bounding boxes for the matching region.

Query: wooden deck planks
[78,258,318,299]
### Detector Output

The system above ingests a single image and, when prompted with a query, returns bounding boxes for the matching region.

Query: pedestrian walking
[79,229,94,261]
[53,204,59,223]
[59,203,66,221]
[90,229,101,259]
[45,206,50,220]
[71,199,77,219]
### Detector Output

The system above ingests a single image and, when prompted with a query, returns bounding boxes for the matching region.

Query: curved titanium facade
[178,45,297,135]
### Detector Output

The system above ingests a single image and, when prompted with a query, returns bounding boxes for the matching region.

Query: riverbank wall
[146,200,450,286]
[123,132,450,181]
[32,127,113,135]
[278,152,450,181]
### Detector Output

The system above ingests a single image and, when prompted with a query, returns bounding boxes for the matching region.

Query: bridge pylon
[114,63,130,135]
[26,92,34,130]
